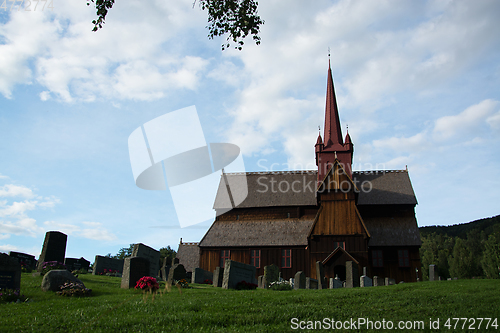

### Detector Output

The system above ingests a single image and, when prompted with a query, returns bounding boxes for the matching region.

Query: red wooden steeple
[315,61,353,182]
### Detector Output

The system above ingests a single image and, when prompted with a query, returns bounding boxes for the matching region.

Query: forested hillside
[419,215,500,280]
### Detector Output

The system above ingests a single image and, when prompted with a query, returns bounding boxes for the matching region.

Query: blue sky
[1,0,499,263]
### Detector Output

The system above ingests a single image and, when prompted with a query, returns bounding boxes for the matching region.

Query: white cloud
[373,132,429,153]
[0,234,10,240]
[43,220,117,241]
[487,111,500,130]
[0,184,35,198]
[0,244,19,252]
[433,99,499,140]
[0,174,9,180]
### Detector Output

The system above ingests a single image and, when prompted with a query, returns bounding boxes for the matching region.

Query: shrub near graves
[56,282,92,297]
[269,280,293,291]
[0,288,28,303]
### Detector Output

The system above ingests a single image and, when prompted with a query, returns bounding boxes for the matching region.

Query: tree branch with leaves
[87,0,264,51]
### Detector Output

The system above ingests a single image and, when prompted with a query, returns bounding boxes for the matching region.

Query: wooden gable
[309,160,370,237]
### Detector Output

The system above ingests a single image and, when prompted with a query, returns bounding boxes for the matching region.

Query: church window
[281,249,292,268]
[250,249,261,268]
[220,249,230,268]
[333,241,345,250]
[372,250,383,267]
[398,249,410,267]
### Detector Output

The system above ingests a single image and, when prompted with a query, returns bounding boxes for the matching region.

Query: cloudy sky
[1,0,499,262]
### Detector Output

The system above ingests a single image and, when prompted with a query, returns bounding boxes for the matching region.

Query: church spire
[316,59,354,181]
[324,60,343,147]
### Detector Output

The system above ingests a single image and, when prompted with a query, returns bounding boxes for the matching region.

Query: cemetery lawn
[1,274,499,333]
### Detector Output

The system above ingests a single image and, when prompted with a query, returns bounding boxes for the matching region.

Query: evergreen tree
[481,232,500,279]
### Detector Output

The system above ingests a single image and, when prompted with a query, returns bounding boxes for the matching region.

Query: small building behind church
[197,62,421,283]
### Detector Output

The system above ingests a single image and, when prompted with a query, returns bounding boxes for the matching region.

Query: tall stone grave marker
[345,261,359,288]
[213,267,224,287]
[294,271,306,290]
[315,261,327,289]
[160,257,171,282]
[222,260,257,289]
[385,277,395,285]
[0,253,21,291]
[264,264,279,287]
[37,231,67,271]
[93,256,124,275]
[121,257,150,289]
[429,264,437,281]
[132,243,160,278]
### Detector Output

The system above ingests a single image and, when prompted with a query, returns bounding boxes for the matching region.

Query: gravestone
[37,231,67,271]
[258,275,267,289]
[41,270,85,292]
[222,260,257,289]
[64,257,90,272]
[167,264,187,285]
[373,276,384,287]
[93,256,124,275]
[192,267,213,284]
[329,276,342,289]
[363,267,367,276]
[345,261,359,288]
[385,277,395,285]
[306,277,318,289]
[315,261,327,289]
[294,271,306,290]
[429,264,437,281]
[132,243,160,278]
[160,258,172,281]
[121,257,150,289]
[0,253,21,291]
[360,275,372,287]
[213,267,224,287]
[264,264,279,285]
[9,251,37,270]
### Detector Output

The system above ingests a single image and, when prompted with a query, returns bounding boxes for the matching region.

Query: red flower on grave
[135,276,159,291]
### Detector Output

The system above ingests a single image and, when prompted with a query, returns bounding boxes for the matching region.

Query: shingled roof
[354,170,417,206]
[176,241,200,273]
[213,171,317,210]
[364,216,422,247]
[213,170,417,209]
[199,216,315,247]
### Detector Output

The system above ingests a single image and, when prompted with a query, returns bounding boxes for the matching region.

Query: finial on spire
[318,125,321,134]
[346,123,349,133]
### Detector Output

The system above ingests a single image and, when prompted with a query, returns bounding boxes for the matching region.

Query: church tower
[315,61,353,182]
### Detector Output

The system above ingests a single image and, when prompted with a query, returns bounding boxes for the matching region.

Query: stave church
[193,62,422,283]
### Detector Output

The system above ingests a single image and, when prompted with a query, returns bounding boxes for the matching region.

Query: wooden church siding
[312,200,365,235]
[199,249,220,273]
[368,246,421,283]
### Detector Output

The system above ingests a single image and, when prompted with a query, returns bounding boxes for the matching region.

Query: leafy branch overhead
[87,0,264,51]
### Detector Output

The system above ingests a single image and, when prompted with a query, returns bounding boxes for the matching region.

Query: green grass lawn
[1,273,499,332]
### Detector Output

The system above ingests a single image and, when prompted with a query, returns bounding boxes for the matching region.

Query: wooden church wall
[369,246,421,283]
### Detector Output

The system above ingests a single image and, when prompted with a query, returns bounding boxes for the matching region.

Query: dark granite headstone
[264,264,279,285]
[132,243,160,278]
[222,260,257,289]
[37,231,67,271]
[345,261,359,288]
[191,267,213,284]
[213,267,224,287]
[9,251,36,270]
[360,275,372,287]
[121,256,150,289]
[0,253,21,290]
[167,264,187,284]
[64,257,90,272]
[294,271,306,290]
[93,255,124,275]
